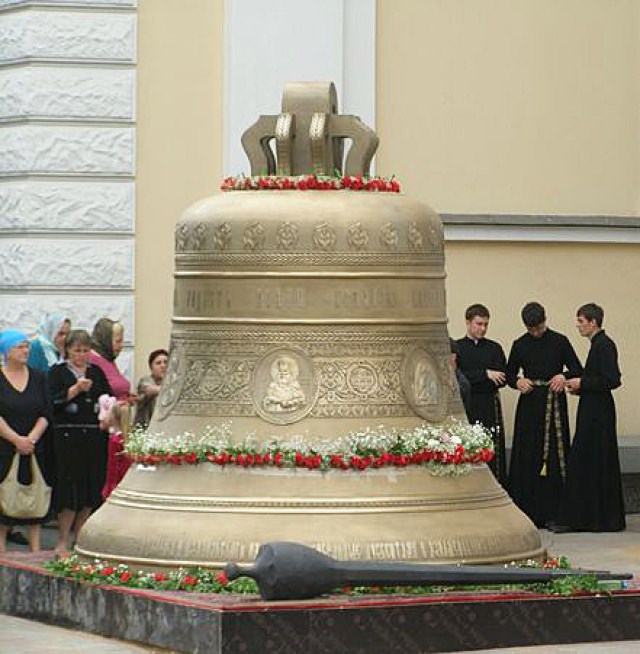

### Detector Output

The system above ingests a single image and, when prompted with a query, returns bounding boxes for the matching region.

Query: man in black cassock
[449,338,472,420]
[555,303,625,532]
[456,304,508,484]
[506,302,582,528]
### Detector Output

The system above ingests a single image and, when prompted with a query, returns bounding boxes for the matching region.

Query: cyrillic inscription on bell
[77,83,543,568]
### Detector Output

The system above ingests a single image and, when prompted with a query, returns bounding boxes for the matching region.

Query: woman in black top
[0,329,53,552]
[48,329,111,554]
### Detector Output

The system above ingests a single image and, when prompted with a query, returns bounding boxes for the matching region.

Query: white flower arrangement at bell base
[125,420,494,477]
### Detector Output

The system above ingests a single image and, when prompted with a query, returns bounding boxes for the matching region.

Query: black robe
[506,329,582,527]
[558,330,625,531]
[456,336,508,484]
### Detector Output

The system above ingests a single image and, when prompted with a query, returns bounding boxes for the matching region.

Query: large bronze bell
[77,83,543,568]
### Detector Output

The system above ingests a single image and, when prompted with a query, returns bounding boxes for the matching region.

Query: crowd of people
[453,301,626,534]
[0,314,167,554]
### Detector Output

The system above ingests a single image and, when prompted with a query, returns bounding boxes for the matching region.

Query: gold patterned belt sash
[492,391,504,470]
[530,379,565,479]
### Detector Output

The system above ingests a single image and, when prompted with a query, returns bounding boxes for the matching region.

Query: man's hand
[549,374,566,393]
[487,369,506,386]
[516,377,534,394]
[565,378,581,394]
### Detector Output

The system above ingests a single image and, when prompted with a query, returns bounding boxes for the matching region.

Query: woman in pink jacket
[88,318,134,403]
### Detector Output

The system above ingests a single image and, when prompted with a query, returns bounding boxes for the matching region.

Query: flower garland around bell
[220,173,401,193]
[124,420,494,477]
[45,554,611,597]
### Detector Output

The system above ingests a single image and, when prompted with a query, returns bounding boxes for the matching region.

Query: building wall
[376,0,639,214]
[376,0,640,437]
[0,0,137,375]
[135,0,224,375]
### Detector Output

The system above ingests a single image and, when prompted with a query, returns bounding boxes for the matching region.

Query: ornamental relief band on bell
[156,340,457,422]
[174,219,442,253]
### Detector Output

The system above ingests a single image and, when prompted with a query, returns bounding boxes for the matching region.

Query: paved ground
[2,517,640,653]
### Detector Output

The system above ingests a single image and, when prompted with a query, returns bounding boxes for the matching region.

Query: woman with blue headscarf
[28,313,71,372]
[0,329,53,552]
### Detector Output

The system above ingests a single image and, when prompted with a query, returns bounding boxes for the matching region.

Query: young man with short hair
[555,303,625,532]
[506,302,582,528]
[456,304,508,484]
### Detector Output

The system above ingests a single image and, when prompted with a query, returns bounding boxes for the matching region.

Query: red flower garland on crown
[220,174,401,193]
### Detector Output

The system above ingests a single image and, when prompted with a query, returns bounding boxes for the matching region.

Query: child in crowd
[99,395,130,500]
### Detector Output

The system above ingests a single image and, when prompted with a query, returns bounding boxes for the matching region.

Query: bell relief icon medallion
[155,343,187,421]
[403,347,445,422]
[253,348,317,424]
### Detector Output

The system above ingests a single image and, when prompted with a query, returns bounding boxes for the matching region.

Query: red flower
[154,572,165,582]
[100,566,114,576]
[215,571,229,586]
[330,455,348,469]
[183,575,198,586]
[119,571,132,582]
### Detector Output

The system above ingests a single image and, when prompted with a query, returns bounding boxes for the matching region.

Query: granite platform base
[2,552,640,654]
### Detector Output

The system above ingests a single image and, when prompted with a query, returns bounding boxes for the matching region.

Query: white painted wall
[225,0,376,175]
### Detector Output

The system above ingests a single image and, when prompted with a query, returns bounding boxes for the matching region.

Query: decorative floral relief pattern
[0,181,134,232]
[275,221,299,250]
[312,222,337,251]
[243,222,266,251]
[379,222,399,249]
[408,221,425,250]
[212,222,232,250]
[347,222,370,250]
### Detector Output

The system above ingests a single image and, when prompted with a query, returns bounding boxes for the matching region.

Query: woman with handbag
[48,329,111,554]
[0,329,53,552]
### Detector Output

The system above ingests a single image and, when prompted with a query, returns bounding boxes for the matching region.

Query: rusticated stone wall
[0,0,137,374]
